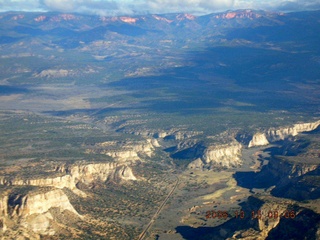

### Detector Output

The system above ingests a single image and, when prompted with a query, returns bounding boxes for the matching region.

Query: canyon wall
[7,189,79,218]
[87,138,160,162]
[229,196,320,239]
[187,141,242,169]
[0,162,136,196]
[202,142,242,167]
[121,128,202,141]
[0,189,80,236]
[249,120,320,147]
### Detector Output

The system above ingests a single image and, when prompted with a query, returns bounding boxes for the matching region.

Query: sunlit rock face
[202,142,242,167]
[0,163,137,197]
[248,120,320,147]
[187,141,242,169]
[8,189,79,217]
[65,162,137,183]
[0,189,80,236]
[113,165,137,181]
[0,163,137,236]
[0,195,8,217]
[88,138,160,162]
[248,133,269,148]
[122,128,202,141]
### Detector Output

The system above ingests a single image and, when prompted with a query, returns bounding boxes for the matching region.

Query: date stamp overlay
[206,209,296,220]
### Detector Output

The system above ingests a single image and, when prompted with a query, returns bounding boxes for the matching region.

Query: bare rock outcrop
[185,141,242,169]
[261,156,320,200]
[0,189,80,236]
[227,196,320,240]
[249,120,320,147]
[248,132,269,148]
[7,189,79,218]
[202,142,242,167]
[66,163,137,182]
[88,139,160,162]
[112,165,137,181]
[0,162,137,196]
[122,128,202,141]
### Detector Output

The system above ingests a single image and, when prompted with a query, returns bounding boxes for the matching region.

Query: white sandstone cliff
[123,128,202,141]
[65,163,137,182]
[0,163,136,196]
[9,189,79,217]
[202,142,242,167]
[188,141,242,169]
[1,189,80,236]
[248,133,269,148]
[249,120,320,147]
[90,139,160,162]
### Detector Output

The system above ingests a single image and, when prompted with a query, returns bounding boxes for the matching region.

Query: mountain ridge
[2,9,319,48]
[0,9,304,28]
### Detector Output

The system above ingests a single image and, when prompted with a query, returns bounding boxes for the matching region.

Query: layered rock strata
[0,163,136,196]
[202,142,242,167]
[186,141,243,169]
[248,120,320,147]
[87,139,160,162]
[229,196,320,240]
[120,128,202,141]
[0,189,80,236]
[261,156,320,200]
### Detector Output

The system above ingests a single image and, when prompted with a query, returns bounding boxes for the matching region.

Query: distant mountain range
[1,9,320,240]
[1,9,320,47]
[1,9,320,115]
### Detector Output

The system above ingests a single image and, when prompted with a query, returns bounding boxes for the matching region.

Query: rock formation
[201,142,242,167]
[184,141,243,169]
[229,196,320,240]
[88,139,160,162]
[248,120,320,147]
[0,189,80,236]
[121,128,202,141]
[7,189,79,217]
[248,132,269,148]
[0,162,136,196]
[65,162,137,183]
[262,156,320,200]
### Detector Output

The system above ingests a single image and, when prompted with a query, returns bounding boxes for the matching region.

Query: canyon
[0,162,137,198]
[248,120,320,147]
[0,188,81,237]
[0,8,319,239]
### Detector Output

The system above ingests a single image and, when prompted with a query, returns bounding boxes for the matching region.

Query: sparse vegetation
[0,9,319,240]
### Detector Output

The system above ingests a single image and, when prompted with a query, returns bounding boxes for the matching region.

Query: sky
[0,0,320,15]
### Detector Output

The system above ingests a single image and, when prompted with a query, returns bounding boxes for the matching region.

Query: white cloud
[144,0,234,13]
[0,0,319,14]
[0,0,43,12]
[234,0,320,11]
[43,0,76,11]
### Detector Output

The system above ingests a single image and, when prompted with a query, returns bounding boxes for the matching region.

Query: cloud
[0,0,43,12]
[40,0,124,13]
[42,0,76,11]
[0,0,320,15]
[144,0,234,13]
[234,0,320,12]
[277,0,320,11]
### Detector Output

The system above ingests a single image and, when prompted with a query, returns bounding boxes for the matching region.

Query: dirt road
[138,177,180,240]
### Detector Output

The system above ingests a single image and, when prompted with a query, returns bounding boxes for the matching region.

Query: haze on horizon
[1,0,320,16]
